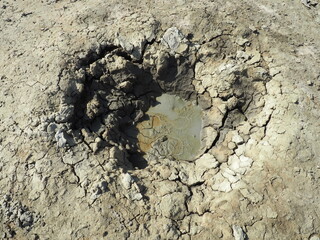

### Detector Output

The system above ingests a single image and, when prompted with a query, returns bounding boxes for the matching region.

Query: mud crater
[56,36,270,171]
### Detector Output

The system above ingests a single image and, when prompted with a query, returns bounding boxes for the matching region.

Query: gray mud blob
[137,94,202,161]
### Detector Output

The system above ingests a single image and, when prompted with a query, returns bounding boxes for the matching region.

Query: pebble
[55,130,67,148]
[121,173,133,190]
[232,225,247,240]
[161,27,185,51]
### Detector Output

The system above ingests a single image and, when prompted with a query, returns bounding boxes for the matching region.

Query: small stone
[227,96,238,110]
[55,130,67,148]
[232,225,247,240]
[161,27,185,51]
[19,211,33,228]
[121,173,133,190]
[132,192,143,201]
[46,122,58,135]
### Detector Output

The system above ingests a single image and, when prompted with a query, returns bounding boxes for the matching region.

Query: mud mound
[1,1,320,239]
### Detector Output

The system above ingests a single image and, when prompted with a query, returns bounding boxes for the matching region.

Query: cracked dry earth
[1,0,320,239]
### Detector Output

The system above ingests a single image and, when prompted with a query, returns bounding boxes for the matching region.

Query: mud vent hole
[126,94,202,164]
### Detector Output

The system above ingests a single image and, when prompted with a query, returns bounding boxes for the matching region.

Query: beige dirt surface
[1,0,320,239]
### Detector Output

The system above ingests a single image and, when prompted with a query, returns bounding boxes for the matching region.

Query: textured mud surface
[136,94,202,161]
[0,0,320,239]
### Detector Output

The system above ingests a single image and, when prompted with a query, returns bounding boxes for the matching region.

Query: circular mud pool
[136,94,202,161]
